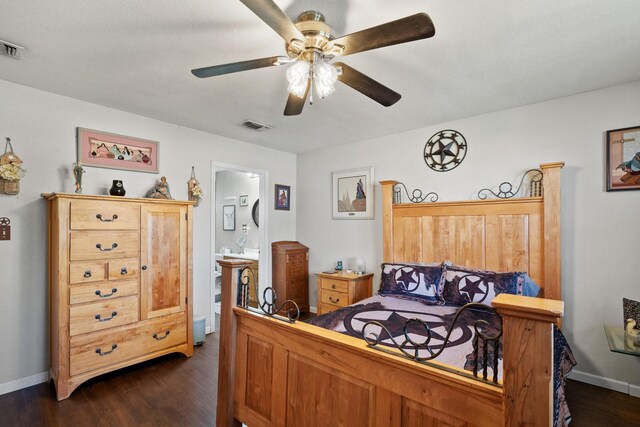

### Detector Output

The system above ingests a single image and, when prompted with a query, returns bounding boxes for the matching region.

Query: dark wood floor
[1,331,639,426]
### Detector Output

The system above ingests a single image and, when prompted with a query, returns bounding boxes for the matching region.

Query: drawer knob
[120,267,128,275]
[95,288,117,298]
[331,284,336,289]
[83,270,92,278]
[96,213,119,222]
[141,265,147,270]
[96,243,118,251]
[153,330,171,341]
[95,311,118,322]
[95,344,118,356]
[329,296,340,304]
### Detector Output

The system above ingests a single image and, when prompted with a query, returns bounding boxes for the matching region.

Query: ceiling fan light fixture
[286,60,310,98]
[313,60,338,98]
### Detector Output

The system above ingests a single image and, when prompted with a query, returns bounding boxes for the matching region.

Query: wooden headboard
[380,162,564,300]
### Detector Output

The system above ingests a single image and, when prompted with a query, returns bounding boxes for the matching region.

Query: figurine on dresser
[146,176,172,199]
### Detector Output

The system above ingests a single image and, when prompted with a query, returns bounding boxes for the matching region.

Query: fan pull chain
[309,69,314,105]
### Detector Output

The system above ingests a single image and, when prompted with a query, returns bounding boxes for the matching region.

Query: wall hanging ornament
[423,130,467,172]
[187,166,204,206]
[0,137,26,195]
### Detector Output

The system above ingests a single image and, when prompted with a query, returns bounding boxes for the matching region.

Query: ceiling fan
[191,0,435,116]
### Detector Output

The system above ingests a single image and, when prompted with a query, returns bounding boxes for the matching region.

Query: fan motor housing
[286,11,334,58]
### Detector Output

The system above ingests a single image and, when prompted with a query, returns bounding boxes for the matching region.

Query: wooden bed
[216,162,565,427]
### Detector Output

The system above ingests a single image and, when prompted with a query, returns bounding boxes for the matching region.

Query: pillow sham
[378,262,444,305]
[440,263,541,306]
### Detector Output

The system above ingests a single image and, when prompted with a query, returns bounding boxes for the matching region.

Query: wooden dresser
[44,193,194,400]
[316,271,374,315]
[272,241,309,313]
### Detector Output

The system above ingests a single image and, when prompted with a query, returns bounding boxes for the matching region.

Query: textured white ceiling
[1,1,639,153]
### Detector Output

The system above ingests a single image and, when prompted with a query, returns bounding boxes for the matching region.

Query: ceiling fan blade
[283,80,310,116]
[191,56,285,78]
[335,62,401,107]
[239,0,305,44]
[328,13,435,57]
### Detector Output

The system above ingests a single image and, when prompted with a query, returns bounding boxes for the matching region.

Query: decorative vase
[0,178,19,195]
[109,180,126,196]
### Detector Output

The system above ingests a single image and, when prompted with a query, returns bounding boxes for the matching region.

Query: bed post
[216,259,253,427]
[493,294,564,426]
[380,180,398,263]
[540,161,564,301]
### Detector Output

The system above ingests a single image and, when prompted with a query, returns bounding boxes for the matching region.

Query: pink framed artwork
[77,127,159,173]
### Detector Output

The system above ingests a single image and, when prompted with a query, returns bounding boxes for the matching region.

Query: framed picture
[222,205,235,231]
[332,167,374,219]
[606,125,640,191]
[275,184,290,211]
[77,127,159,173]
[239,195,248,206]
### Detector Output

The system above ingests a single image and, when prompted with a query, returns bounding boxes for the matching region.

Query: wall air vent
[240,120,271,132]
[0,40,24,60]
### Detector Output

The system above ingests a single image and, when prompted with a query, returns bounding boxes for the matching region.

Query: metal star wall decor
[423,129,467,172]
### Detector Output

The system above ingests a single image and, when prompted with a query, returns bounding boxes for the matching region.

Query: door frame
[210,161,269,331]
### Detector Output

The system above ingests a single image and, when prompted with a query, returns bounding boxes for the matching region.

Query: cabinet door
[140,204,188,319]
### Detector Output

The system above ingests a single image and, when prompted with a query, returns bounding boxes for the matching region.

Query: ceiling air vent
[0,40,24,59]
[240,120,271,132]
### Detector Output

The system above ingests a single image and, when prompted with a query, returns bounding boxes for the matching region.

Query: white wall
[297,80,640,393]
[215,170,260,252]
[0,79,296,392]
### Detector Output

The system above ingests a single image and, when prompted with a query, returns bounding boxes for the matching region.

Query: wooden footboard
[216,261,563,427]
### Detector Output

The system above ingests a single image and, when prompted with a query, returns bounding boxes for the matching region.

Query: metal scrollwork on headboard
[362,303,503,384]
[393,182,439,204]
[238,267,300,323]
[477,169,543,200]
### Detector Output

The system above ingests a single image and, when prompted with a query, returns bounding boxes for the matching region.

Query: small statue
[335,260,343,271]
[146,176,172,199]
[73,162,85,194]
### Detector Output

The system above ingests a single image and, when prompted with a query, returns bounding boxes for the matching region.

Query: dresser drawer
[108,258,139,280]
[70,261,107,284]
[319,302,343,315]
[321,289,348,308]
[70,231,140,261]
[70,279,139,305]
[320,278,349,294]
[69,312,187,377]
[70,200,140,230]
[69,295,139,336]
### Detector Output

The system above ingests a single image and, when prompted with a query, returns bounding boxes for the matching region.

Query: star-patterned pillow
[440,263,540,306]
[378,262,445,304]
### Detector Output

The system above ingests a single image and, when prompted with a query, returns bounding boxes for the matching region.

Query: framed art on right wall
[607,125,640,191]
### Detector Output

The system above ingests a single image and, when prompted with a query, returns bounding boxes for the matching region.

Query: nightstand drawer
[70,231,140,261]
[69,312,186,376]
[321,289,348,308]
[320,278,348,293]
[70,279,138,305]
[319,302,343,315]
[70,200,140,230]
[69,295,139,336]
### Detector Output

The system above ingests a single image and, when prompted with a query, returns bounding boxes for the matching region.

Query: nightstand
[316,271,374,315]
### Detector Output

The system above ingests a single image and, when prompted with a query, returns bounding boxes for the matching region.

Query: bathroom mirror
[252,199,259,227]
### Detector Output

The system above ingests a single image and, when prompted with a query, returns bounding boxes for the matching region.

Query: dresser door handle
[120,267,128,275]
[96,243,118,251]
[84,270,92,278]
[95,311,118,322]
[95,288,117,298]
[96,213,119,222]
[141,265,147,270]
[153,331,171,341]
[95,344,118,356]
[329,296,340,304]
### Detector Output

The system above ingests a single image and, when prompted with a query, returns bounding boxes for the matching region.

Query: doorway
[210,162,268,331]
